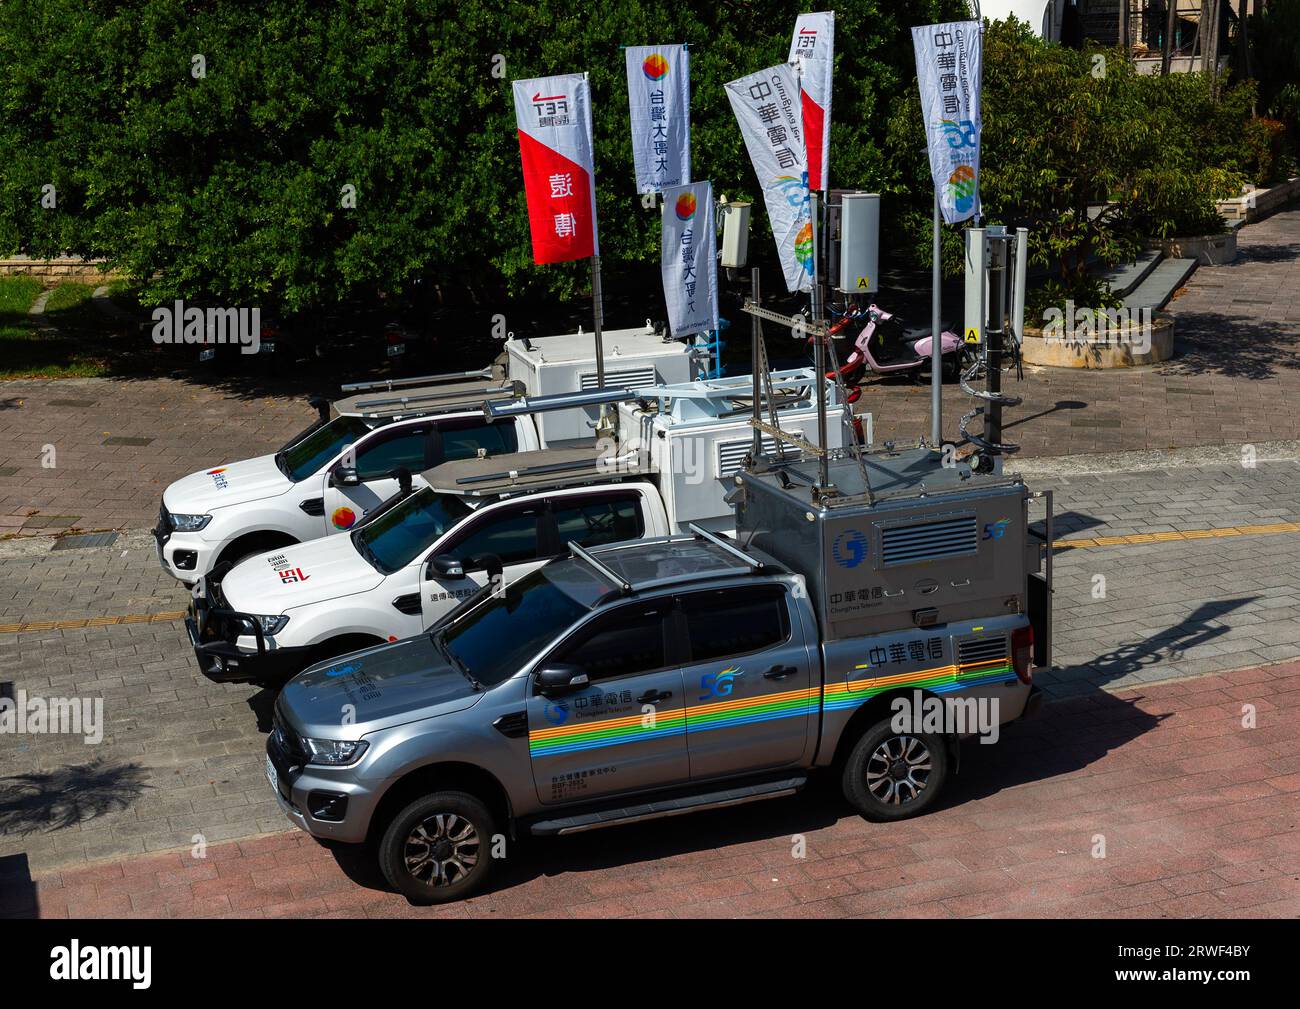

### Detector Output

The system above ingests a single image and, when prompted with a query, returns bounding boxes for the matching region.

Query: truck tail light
[1011,625,1034,684]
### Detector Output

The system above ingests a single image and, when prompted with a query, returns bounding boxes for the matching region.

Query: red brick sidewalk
[5,661,1298,919]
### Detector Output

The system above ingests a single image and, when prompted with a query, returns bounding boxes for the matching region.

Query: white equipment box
[616,369,858,532]
[505,324,700,445]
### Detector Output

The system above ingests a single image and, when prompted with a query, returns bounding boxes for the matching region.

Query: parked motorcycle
[812,304,971,396]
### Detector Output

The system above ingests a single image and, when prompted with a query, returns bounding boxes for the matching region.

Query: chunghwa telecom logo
[642,53,669,81]
[674,192,696,220]
[946,164,976,214]
[794,220,814,273]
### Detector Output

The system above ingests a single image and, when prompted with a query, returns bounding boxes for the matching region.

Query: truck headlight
[303,738,369,766]
[169,513,212,532]
[237,614,290,635]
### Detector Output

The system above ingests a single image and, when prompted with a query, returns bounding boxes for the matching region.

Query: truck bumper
[188,574,306,684]
[1018,684,1045,721]
[266,722,378,845]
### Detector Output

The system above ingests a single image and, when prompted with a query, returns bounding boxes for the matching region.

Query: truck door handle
[637,689,672,704]
[763,665,798,680]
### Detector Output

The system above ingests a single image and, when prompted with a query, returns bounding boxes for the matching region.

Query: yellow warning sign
[965,326,980,344]
[855,276,871,291]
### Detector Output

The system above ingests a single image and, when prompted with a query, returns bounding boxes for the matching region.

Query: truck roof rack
[568,541,633,595]
[482,387,639,422]
[687,523,763,570]
[573,534,776,601]
[422,447,637,496]
[333,379,523,420]
[340,367,495,394]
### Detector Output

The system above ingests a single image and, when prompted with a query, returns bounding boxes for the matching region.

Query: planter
[1022,312,1174,368]
[1147,230,1236,266]
[1216,176,1300,224]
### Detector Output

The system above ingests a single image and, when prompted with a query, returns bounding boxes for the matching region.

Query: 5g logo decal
[982,518,1010,541]
[699,667,743,701]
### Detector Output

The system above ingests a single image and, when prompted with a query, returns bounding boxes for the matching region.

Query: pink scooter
[815,304,968,393]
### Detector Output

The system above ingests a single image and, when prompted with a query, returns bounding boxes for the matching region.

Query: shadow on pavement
[0,758,151,837]
[321,688,1162,906]
[1159,311,1300,382]
[1053,597,1256,690]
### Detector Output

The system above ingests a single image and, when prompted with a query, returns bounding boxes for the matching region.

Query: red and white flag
[512,74,599,264]
[788,11,834,192]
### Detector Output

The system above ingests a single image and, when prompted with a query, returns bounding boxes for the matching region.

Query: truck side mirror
[465,553,503,583]
[535,663,589,697]
[333,466,360,487]
[427,553,464,579]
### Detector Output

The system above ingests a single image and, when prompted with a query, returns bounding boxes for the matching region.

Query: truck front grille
[879,514,978,566]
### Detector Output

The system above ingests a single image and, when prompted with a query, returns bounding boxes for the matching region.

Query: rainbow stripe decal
[528,657,1015,758]
[824,657,1015,712]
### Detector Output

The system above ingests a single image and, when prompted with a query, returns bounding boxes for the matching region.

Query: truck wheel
[841,717,949,822]
[378,791,495,904]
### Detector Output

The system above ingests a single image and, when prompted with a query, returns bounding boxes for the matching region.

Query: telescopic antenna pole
[750,267,762,460]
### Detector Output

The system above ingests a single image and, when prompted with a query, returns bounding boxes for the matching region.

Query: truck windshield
[438,567,602,687]
[353,488,472,574]
[276,416,372,482]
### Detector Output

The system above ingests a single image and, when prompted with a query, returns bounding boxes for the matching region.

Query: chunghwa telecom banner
[912,21,982,224]
[625,45,691,193]
[788,11,834,192]
[660,181,718,339]
[512,73,600,263]
[724,64,812,293]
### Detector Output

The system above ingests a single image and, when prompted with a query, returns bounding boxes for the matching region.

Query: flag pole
[931,191,941,447]
[591,254,606,389]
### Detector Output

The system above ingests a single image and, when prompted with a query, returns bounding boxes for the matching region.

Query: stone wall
[0,255,126,286]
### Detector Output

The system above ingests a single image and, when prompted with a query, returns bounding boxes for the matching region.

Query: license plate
[266,755,278,794]
[199,348,216,362]
[387,343,406,357]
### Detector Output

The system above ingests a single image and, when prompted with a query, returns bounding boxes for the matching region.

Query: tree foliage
[884,16,1258,311]
[0,0,967,314]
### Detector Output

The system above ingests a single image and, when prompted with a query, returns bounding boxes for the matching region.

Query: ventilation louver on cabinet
[958,635,1007,665]
[579,366,658,391]
[716,432,804,479]
[879,514,978,566]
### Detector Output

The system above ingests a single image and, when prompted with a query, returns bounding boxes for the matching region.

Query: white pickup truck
[154,326,698,586]
[153,378,539,585]
[186,370,851,684]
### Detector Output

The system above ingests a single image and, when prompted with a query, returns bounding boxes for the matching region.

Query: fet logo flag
[788,11,834,192]
[624,44,690,193]
[725,64,812,293]
[912,21,983,224]
[512,73,600,264]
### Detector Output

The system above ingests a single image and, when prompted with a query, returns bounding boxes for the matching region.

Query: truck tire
[378,791,496,904]
[841,717,950,822]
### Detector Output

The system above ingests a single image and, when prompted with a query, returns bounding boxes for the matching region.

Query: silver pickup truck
[269,496,1045,902]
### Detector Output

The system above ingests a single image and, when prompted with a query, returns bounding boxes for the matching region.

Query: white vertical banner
[625,45,691,193]
[512,73,600,264]
[724,64,812,293]
[788,10,834,192]
[912,21,982,225]
[660,181,718,339]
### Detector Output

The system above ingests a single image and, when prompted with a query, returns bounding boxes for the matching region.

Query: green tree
[884,16,1252,312]
[0,0,967,315]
